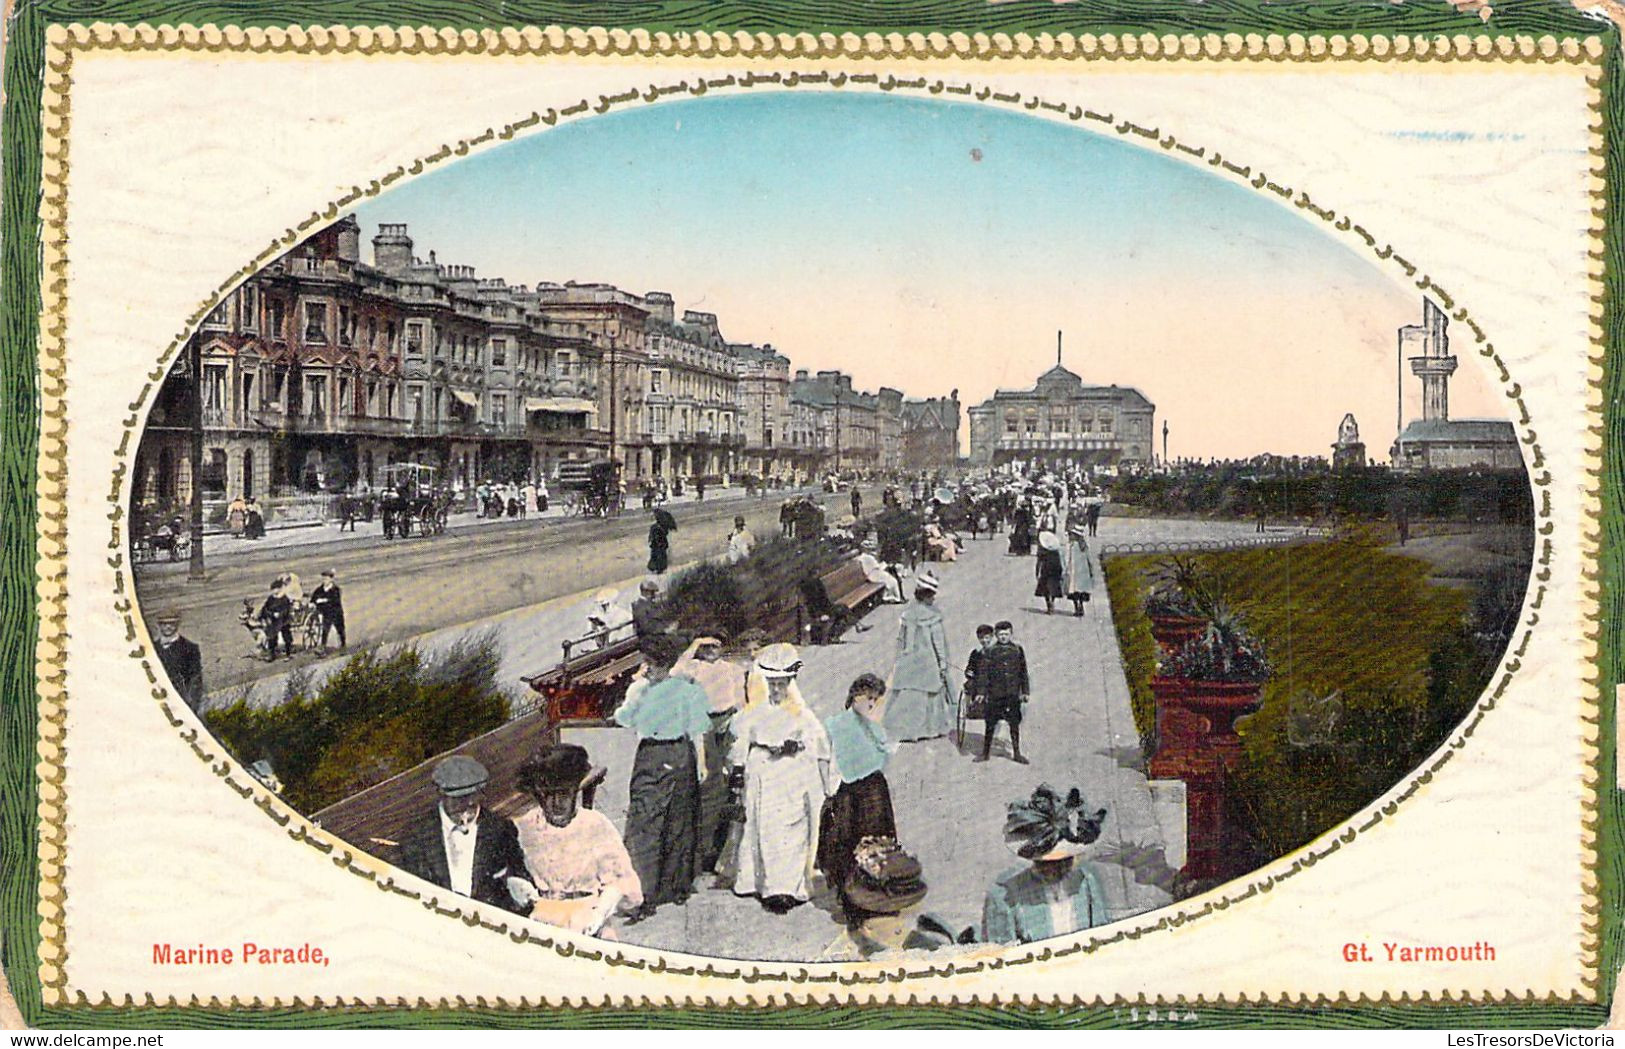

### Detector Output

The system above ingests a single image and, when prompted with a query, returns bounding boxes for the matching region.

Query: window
[492,338,508,367]
[650,370,663,394]
[1024,411,1039,434]
[491,394,507,427]
[410,387,424,423]
[303,301,328,342]
[204,302,229,329]
[242,373,255,412]
[1098,410,1114,434]
[268,300,286,340]
[202,365,228,422]
[405,321,425,359]
[366,317,376,349]
[240,287,258,331]
[339,305,353,345]
[305,376,328,417]
[1005,414,1019,434]
[1078,409,1094,432]
[366,380,378,415]
[270,369,286,407]
[1052,411,1070,434]
[386,321,397,354]
[337,376,350,414]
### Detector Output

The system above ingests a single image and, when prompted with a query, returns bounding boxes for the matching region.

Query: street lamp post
[188,336,206,582]
[1162,419,1169,469]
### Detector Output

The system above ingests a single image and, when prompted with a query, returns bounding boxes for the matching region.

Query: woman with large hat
[729,642,832,913]
[1034,530,1066,614]
[981,785,1111,944]
[882,570,955,743]
[512,743,641,937]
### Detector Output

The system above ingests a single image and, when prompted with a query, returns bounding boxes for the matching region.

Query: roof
[981,383,1154,412]
[1395,418,1518,444]
[901,398,959,432]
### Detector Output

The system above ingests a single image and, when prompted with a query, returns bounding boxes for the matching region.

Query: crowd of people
[399,629,1114,953]
[392,461,1121,956]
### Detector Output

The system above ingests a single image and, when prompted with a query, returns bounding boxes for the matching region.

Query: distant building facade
[134,215,960,515]
[901,393,962,473]
[968,362,1154,470]
[1391,297,1520,471]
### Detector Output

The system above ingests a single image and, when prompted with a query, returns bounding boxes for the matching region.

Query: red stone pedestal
[1146,676,1265,883]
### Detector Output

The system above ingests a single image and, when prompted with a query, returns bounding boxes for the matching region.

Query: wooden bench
[799,555,888,644]
[523,633,644,729]
[311,710,608,857]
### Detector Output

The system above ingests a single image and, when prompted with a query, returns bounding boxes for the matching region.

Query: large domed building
[967,350,1155,470]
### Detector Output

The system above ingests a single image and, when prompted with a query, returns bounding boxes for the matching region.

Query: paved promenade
[578,513,1262,960]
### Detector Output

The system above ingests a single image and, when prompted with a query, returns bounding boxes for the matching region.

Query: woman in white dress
[729,643,833,914]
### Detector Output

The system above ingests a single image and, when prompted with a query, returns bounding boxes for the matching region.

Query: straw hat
[1037,531,1061,552]
[915,569,941,593]
[754,642,803,679]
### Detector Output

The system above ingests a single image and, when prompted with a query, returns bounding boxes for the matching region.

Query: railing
[1096,531,1327,558]
[997,435,1122,450]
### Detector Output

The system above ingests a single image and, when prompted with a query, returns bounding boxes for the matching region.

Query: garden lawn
[1105,539,1497,863]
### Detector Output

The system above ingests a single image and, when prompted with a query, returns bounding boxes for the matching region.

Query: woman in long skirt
[882,574,955,742]
[612,635,712,922]
[1008,503,1034,556]
[817,674,900,926]
[1064,518,1096,617]
[1034,531,1065,614]
[730,643,832,913]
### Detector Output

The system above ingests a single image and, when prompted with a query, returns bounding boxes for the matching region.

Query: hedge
[1105,536,1527,864]
[204,629,511,813]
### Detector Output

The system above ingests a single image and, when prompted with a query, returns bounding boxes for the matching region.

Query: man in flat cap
[393,755,534,914]
[152,608,204,712]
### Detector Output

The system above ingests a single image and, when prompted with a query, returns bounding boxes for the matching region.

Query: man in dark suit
[975,621,1031,765]
[393,755,534,915]
[310,568,346,651]
[152,608,204,711]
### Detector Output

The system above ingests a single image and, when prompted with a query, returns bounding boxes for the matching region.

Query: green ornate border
[2,0,1618,1029]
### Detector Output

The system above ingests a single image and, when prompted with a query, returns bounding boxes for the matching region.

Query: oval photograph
[127,92,1533,962]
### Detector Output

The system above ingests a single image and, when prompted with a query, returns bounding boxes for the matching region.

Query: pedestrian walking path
[586,514,1260,960]
[155,483,790,567]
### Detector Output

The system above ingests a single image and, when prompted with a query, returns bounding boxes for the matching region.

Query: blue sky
[355,91,1502,458]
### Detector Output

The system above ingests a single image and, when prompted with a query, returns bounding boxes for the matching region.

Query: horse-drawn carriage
[379,463,450,539]
[131,516,193,564]
[563,459,623,519]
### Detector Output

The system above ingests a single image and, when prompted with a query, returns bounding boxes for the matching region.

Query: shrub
[204,628,511,813]
[657,534,850,642]
[1106,540,1524,864]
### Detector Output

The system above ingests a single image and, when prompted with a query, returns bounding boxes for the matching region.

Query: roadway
[133,486,873,696]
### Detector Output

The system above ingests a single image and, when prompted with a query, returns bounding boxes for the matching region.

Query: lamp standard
[1162,419,1169,470]
[188,335,206,582]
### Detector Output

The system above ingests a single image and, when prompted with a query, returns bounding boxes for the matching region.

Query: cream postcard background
[51,38,1599,1004]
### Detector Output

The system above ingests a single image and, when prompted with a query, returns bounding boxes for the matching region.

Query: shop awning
[450,388,480,408]
[525,397,597,416]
